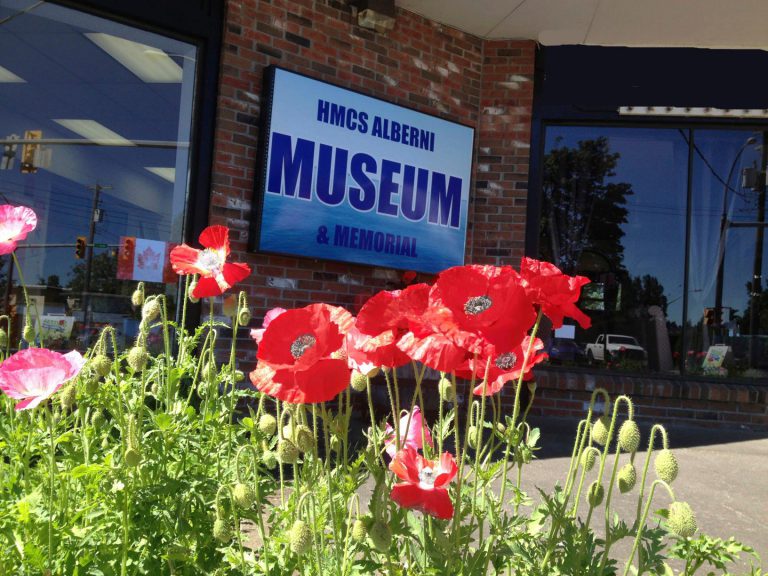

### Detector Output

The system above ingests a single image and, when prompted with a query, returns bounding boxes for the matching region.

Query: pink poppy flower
[384,406,433,459]
[0,348,85,410]
[0,205,37,255]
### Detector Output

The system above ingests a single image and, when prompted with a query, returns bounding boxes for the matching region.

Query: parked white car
[585,334,647,365]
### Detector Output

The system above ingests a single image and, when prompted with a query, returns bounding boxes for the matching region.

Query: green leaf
[155,413,173,431]
[69,463,107,479]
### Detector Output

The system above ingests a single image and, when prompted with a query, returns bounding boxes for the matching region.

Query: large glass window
[538,125,767,380]
[0,1,197,350]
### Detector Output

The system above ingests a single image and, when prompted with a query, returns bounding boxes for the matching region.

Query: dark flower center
[464,295,492,316]
[290,334,316,359]
[495,352,517,370]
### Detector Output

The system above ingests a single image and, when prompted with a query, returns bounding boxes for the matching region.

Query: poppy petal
[198,225,230,255]
[390,484,454,520]
[254,359,349,404]
[192,275,224,298]
[169,244,206,275]
[222,261,251,287]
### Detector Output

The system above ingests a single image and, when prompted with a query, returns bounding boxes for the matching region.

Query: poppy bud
[127,346,149,372]
[237,307,251,326]
[591,415,611,447]
[213,518,233,543]
[289,520,313,555]
[23,321,35,343]
[84,375,99,395]
[282,422,295,442]
[232,482,255,509]
[91,410,105,427]
[586,481,604,506]
[0,327,8,348]
[203,361,218,382]
[131,286,144,307]
[59,384,76,410]
[91,354,112,379]
[258,414,277,436]
[142,298,161,322]
[581,447,598,471]
[365,367,380,378]
[618,420,641,453]
[351,519,368,542]
[618,463,637,493]
[667,501,697,538]
[294,425,315,454]
[277,439,299,464]
[234,370,245,383]
[654,449,679,484]
[526,381,537,394]
[495,422,507,436]
[350,370,368,392]
[438,377,456,403]
[188,282,199,303]
[125,448,142,468]
[262,450,278,470]
[368,521,392,552]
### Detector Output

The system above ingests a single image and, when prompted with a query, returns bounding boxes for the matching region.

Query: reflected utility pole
[82,183,111,341]
[748,133,766,368]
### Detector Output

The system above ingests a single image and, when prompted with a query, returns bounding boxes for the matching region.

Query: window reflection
[0,1,196,350]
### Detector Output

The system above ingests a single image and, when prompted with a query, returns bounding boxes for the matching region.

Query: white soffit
[397,0,768,49]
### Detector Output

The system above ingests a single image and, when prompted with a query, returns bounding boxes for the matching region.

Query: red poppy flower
[397,265,536,372]
[389,446,457,520]
[456,336,547,395]
[249,303,351,403]
[520,257,591,329]
[249,307,287,345]
[169,225,250,298]
[0,205,37,255]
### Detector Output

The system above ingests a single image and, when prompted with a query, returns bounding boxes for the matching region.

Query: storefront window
[0,1,197,349]
[539,125,767,379]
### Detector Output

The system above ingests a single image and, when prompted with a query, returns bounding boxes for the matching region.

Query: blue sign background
[255,68,474,273]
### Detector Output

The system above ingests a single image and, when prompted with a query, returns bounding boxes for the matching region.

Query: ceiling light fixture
[53,119,135,146]
[145,167,176,183]
[619,106,768,119]
[86,33,183,83]
[0,65,25,83]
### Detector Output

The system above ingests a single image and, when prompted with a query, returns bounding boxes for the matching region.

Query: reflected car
[546,338,586,364]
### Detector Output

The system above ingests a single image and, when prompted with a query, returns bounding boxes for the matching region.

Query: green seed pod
[91,410,105,428]
[187,282,199,303]
[618,462,637,493]
[618,420,641,453]
[350,370,368,392]
[237,306,251,326]
[667,501,697,538]
[581,447,598,471]
[438,377,456,402]
[586,481,604,506]
[258,414,277,436]
[142,298,161,322]
[289,520,313,555]
[591,415,611,447]
[232,482,255,509]
[130,286,144,307]
[654,449,679,484]
[277,439,299,464]
[213,518,233,543]
[351,518,368,542]
[124,448,142,468]
[294,425,315,453]
[23,321,35,343]
[467,425,480,449]
[127,346,149,372]
[262,450,278,470]
[0,327,8,348]
[368,521,392,552]
[59,384,76,410]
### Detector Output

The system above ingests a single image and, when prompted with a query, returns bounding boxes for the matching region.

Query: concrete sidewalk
[516,417,768,570]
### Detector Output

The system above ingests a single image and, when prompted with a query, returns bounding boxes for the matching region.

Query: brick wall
[212,0,535,364]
